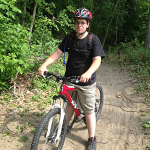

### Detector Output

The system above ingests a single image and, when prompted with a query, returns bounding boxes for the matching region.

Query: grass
[19,136,29,142]
[3,131,10,137]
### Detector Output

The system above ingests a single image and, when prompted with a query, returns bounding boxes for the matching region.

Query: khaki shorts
[67,82,96,114]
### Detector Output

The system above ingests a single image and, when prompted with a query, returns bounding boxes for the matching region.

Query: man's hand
[80,72,91,83]
[38,67,47,77]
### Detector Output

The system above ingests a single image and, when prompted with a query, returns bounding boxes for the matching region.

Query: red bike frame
[60,83,80,116]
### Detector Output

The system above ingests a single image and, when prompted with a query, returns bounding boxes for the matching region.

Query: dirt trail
[0,63,149,150]
[63,63,149,150]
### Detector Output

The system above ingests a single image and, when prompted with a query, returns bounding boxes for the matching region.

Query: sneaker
[87,137,97,150]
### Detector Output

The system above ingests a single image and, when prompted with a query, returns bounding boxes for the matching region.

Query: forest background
[0,0,150,95]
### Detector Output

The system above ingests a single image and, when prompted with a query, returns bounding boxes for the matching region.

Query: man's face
[74,19,89,34]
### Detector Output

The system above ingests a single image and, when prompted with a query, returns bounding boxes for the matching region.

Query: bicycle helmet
[73,8,92,21]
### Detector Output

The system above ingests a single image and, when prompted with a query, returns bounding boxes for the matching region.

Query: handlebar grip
[43,71,51,78]
[43,71,47,76]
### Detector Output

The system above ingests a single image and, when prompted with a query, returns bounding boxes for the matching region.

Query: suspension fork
[46,95,67,142]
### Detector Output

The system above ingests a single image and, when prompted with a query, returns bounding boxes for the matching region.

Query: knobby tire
[95,83,104,121]
[31,108,67,150]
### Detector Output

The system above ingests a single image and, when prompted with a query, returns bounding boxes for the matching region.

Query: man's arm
[80,56,101,83]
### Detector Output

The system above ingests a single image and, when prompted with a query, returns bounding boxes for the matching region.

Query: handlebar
[43,71,80,83]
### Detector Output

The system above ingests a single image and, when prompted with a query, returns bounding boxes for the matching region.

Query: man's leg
[85,112,96,137]
[85,112,97,150]
[65,105,74,125]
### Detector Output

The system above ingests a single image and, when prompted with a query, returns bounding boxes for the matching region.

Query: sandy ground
[0,63,150,150]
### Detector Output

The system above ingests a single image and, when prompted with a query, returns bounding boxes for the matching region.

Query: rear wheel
[70,83,104,126]
[82,83,104,124]
[31,108,67,150]
[95,83,104,121]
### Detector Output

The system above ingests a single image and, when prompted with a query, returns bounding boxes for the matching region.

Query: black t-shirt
[59,32,105,86]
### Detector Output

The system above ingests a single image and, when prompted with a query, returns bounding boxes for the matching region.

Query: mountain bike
[30,72,104,150]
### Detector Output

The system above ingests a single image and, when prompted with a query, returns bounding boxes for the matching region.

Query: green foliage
[0,0,150,94]
[0,0,34,90]
[90,0,149,45]
[142,119,150,129]
[32,60,65,99]
[29,2,74,60]
[56,6,75,34]
[18,136,29,142]
[3,131,10,136]
[0,0,22,24]
[31,20,60,56]
[0,23,34,90]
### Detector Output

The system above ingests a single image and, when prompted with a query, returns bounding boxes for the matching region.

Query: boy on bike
[38,8,105,150]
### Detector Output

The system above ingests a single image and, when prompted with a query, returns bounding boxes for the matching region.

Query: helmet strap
[77,29,87,38]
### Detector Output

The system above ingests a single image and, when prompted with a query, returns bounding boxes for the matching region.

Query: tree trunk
[22,0,26,26]
[89,0,93,32]
[115,5,120,44]
[102,0,120,47]
[28,2,37,45]
[96,8,103,36]
[145,6,150,50]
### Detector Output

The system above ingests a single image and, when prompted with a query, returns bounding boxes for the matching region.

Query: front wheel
[31,108,67,150]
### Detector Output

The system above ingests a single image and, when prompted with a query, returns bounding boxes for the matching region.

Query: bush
[0,23,34,90]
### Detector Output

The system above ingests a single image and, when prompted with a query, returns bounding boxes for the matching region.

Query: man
[38,8,105,150]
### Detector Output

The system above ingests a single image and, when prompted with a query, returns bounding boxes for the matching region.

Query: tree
[22,0,27,26]
[145,6,150,50]
[102,0,120,47]
[28,1,37,44]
